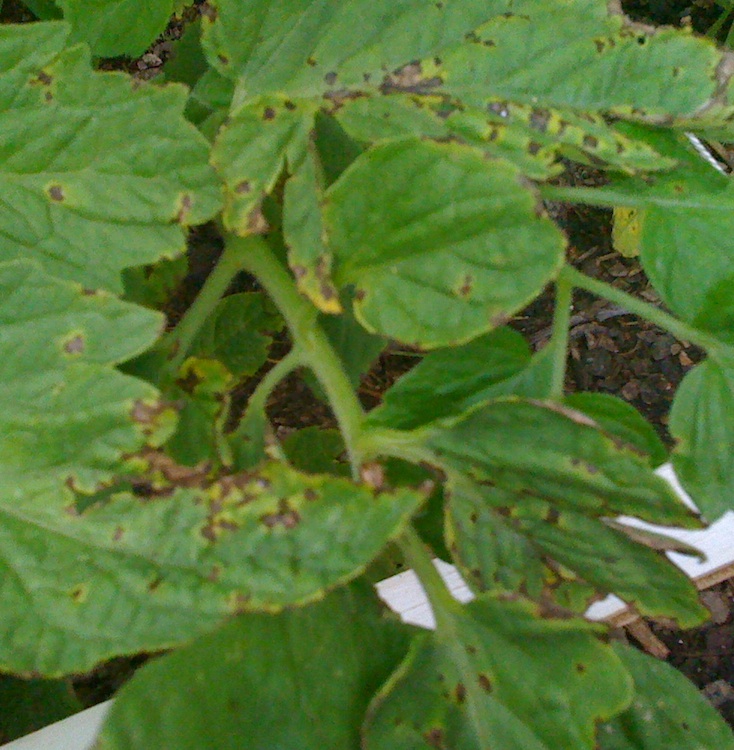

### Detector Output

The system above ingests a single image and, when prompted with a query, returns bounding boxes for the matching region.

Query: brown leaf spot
[583,134,599,150]
[35,70,53,85]
[176,193,193,224]
[208,566,222,582]
[528,141,542,155]
[176,367,202,394]
[477,673,492,692]
[457,275,473,298]
[304,488,319,502]
[423,728,445,748]
[48,184,64,202]
[292,264,307,279]
[307,57,317,67]
[261,498,301,529]
[324,71,338,85]
[361,462,385,490]
[454,682,466,703]
[235,180,252,194]
[199,2,217,21]
[263,106,276,120]
[64,335,85,355]
[529,108,551,132]
[354,288,366,301]
[113,526,124,542]
[70,584,88,604]
[246,207,270,235]
[576,662,586,673]
[218,54,229,66]
[228,591,250,614]
[148,575,163,592]
[284,100,297,111]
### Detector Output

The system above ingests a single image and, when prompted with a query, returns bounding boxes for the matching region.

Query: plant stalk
[229,234,366,474]
[398,526,461,631]
[162,242,248,381]
[549,276,573,400]
[560,265,722,353]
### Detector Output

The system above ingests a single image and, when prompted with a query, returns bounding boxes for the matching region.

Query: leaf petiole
[549,275,573,400]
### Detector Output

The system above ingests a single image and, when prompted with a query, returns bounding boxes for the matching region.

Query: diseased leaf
[201,0,498,95]
[56,0,174,57]
[429,398,706,625]
[598,643,734,749]
[96,583,414,750]
[365,595,632,750]
[430,0,723,120]
[564,392,667,468]
[324,139,565,347]
[0,23,222,292]
[212,96,316,234]
[670,357,734,521]
[0,259,167,494]
[0,460,424,674]
[282,427,349,476]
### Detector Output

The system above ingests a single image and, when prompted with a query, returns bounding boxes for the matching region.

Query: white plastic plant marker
[2,463,733,750]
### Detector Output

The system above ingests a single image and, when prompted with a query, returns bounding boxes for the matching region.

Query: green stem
[560,265,721,352]
[245,348,303,416]
[398,526,461,631]
[229,234,366,474]
[162,242,248,381]
[549,276,573,400]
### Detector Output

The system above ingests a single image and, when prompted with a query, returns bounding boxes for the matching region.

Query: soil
[3,0,734,737]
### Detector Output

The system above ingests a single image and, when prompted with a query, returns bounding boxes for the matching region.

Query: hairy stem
[229,234,366,474]
[560,265,722,352]
[162,242,247,381]
[549,276,573,400]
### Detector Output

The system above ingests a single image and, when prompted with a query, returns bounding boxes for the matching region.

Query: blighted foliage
[2,1,734,748]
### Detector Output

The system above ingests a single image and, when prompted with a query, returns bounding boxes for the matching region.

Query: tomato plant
[2,1,734,747]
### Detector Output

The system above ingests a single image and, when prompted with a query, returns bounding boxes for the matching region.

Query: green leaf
[164,357,233,467]
[22,0,62,19]
[0,23,221,292]
[122,255,188,311]
[212,96,316,234]
[0,260,166,495]
[367,327,532,430]
[96,583,414,750]
[163,17,208,89]
[0,461,424,674]
[427,398,699,527]
[364,595,632,750]
[324,139,565,347]
[0,675,81,743]
[670,356,734,521]
[282,427,349,476]
[189,292,284,379]
[430,0,723,120]
[201,0,499,95]
[56,0,175,57]
[432,399,706,625]
[564,392,668,468]
[598,642,734,750]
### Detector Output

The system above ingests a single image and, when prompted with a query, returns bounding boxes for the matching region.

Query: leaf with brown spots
[365,594,631,750]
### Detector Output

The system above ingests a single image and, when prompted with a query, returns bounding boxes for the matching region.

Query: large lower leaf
[324,139,565,347]
[0,22,221,292]
[364,595,632,750]
[598,643,734,749]
[56,0,175,57]
[0,260,165,494]
[96,583,414,750]
[670,356,734,521]
[0,461,424,674]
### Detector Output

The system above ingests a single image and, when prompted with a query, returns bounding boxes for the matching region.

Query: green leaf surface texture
[96,583,414,750]
[0,259,164,495]
[428,398,706,625]
[0,22,221,292]
[56,0,174,57]
[0,460,423,674]
[598,643,734,749]
[671,357,734,521]
[324,139,565,347]
[364,595,632,750]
